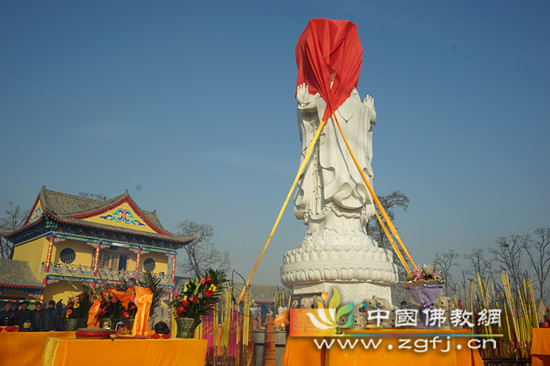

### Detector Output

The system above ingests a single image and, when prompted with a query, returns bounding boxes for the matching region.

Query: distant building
[0,186,194,303]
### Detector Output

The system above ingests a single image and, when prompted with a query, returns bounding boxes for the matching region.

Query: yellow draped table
[0,331,75,366]
[283,328,484,366]
[531,328,550,366]
[41,337,207,366]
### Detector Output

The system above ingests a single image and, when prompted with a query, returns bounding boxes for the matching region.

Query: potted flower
[404,264,444,285]
[63,286,94,330]
[96,288,138,331]
[170,268,226,338]
[404,264,444,326]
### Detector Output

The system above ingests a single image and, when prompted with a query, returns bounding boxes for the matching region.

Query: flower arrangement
[97,287,138,321]
[405,264,443,283]
[63,286,93,320]
[170,268,226,320]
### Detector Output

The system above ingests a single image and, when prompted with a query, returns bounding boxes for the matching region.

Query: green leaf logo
[306,288,354,330]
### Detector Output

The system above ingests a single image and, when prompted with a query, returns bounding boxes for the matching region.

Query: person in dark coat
[0,301,15,326]
[31,302,44,331]
[56,300,65,331]
[15,301,33,331]
[41,300,59,331]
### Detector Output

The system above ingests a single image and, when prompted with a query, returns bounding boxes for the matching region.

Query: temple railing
[40,262,172,285]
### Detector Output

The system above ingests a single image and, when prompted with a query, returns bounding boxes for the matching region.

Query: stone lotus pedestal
[281,233,398,306]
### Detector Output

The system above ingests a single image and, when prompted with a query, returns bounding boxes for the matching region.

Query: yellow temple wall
[43,281,81,304]
[139,252,169,276]
[12,237,49,280]
[51,239,95,267]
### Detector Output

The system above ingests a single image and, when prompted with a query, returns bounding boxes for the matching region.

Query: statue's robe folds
[294,88,375,231]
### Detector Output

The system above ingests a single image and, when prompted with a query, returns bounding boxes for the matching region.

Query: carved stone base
[292,281,395,307]
[281,243,398,306]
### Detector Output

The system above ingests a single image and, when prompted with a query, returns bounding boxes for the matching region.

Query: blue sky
[1,1,549,285]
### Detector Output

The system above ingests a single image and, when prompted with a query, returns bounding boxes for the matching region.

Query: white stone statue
[281,19,398,307]
[294,82,377,247]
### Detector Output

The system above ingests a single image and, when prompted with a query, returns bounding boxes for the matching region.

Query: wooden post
[247,316,254,366]
[264,315,276,366]
[237,313,243,366]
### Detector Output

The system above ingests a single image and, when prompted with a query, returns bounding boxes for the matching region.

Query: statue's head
[296,18,363,120]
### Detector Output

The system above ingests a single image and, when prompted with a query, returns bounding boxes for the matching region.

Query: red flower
[205,276,212,283]
[177,306,185,316]
[111,297,118,303]
[122,311,130,318]
[67,309,73,316]
[204,290,214,298]
[200,277,207,284]
[191,295,199,304]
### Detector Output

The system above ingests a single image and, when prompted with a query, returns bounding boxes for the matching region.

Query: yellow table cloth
[41,337,207,366]
[0,331,75,366]
[283,329,484,366]
[531,328,550,366]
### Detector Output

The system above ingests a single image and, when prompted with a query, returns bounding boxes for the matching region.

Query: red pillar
[41,234,55,301]
[134,247,141,281]
[170,254,176,301]
[92,242,101,289]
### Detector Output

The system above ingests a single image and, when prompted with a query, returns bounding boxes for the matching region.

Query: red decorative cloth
[296,18,363,121]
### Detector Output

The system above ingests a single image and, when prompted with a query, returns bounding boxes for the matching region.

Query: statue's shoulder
[337,89,362,121]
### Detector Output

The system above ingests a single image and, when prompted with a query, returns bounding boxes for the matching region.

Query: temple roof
[6,186,195,246]
[0,259,44,289]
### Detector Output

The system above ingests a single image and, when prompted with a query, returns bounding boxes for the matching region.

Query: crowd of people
[0,299,66,331]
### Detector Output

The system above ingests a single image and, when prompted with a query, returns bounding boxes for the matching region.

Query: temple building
[1,186,194,303]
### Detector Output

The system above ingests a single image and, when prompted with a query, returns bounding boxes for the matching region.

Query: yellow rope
[375,210,410,274]
[331,111,417,270]
[238,102,420,304]
[237,119,327,304]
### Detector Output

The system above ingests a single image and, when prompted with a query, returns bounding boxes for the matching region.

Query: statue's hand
[364,94,375,111]
[296,83,310,107]
[364,94,376,124]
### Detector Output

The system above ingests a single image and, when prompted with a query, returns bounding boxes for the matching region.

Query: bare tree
[176,220,230,278]
[0,202,28,258]
[433,250,459,295]
[523,227,550,300]
[364,191,410,303]
[490,235,528,290]
[365,191,409,250]
[464,248,493,283]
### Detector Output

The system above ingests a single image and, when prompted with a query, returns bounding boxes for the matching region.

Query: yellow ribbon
[237,119,327,305]
[331,111,417,272]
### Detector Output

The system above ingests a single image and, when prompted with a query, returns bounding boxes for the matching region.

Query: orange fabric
[531,328,550,366]
[274,310,289,325]
[41,337,207,366]
[296,19,363,121]
[133,285,153,336]
[0,331,75,366]
[87,286,153,334]
[283,329,484,366]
